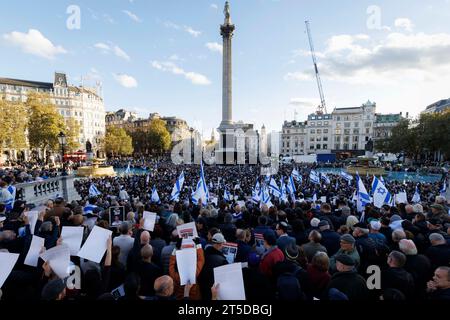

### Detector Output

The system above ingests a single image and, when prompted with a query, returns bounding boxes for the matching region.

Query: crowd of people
[0,159,449,301]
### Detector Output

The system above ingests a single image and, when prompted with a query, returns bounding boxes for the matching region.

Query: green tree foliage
[64,117,81,152]
[104,127,133,156]
[129,118,172,155]
[376,110,450,160]
[27,93,66,156]
[0,95,28,152]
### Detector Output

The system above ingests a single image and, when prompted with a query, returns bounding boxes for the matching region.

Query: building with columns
[281,120,307,156]
[0,72,106,158]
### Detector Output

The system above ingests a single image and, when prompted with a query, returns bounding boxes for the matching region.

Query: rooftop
[0,77,53,89]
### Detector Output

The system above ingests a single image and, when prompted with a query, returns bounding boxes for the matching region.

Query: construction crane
[305,20,327,115]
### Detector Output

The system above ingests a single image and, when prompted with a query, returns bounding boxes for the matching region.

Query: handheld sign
[109,206,125,228]
[25,211,39,235]
[0,252,19,288]
[40,244,71,279]
[177,222,198,240]
[143,211,157,232]
[176,248,197,285]
[222,242,238,264]
[213,263,246,300]
[77,226,112,263]
[61,226,84,256]
[24,235,45,267]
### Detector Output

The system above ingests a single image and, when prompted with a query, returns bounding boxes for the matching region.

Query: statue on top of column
[224,1,231,24]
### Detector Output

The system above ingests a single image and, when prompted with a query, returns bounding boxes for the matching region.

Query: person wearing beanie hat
[346,215,359,231]
[259,231,285,278]
[325,253,369,300]
[310,217,320,228]
[41,279,67,301]
[329,234,360,273]
[275,222,296,252]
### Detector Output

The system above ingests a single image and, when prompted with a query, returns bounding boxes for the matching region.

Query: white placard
[143,211,157,232]
[176,248,197,285]
[176,222,198,240]
[0,252,19,288]
[61,226,84,256]
[24,235,45,267]
[320,196,327,203]
[40,244,71,279]
[211,197,218,206]
[77,226,112,263]
[213,263,246,300]
[396,192,408,204]
[25,211,39,235]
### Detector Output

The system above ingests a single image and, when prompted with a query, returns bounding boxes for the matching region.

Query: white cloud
[184,26,201,37]
[122,10,142,23]
[113,45,130,61]
[205,42,223,53]
[395,18,414,32]
[94,42,130,61]
[169,54,184,61]
[113,73,137,88]
[164,21,202,37]
[285,31,450,85]
[3,29,67,60]
[289,98,320,108]
[210,4,219,10]
[151,61,211,85]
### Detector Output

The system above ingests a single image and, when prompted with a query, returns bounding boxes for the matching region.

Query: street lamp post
[58,132,67,176]
[190,128,194,163]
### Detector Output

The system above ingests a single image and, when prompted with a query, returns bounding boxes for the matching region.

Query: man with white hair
[425,233,450,270]
[390,229,406,252]
[435,196,449,214]
[368,220,387,245]
[404,204,415,221]
[399,239,432,298]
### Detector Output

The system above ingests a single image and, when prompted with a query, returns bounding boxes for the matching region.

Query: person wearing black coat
[199,234,228,300]
[381,251,415,299]
[425,234,450,270]
[426,266,450,300]
[325,254,369,301]
[319,221,341,256]
[235,229,252,263]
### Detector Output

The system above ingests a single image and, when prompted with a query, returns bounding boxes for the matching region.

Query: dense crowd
[0,160,449,301]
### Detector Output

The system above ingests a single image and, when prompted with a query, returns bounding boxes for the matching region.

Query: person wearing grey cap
[329,234,360,273]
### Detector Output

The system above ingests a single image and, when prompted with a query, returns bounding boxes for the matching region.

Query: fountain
[76,158,116,178]
[346,157,385,176]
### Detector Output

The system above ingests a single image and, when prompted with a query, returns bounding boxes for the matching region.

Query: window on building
[353,129,359,135]
[323,144,328,150]
[354,122,359,127]
[317,137,322,142]
[336,136,341,142]
[344,129,351,135]
[323,136,328,141]
[287,142,290,148]
[336,116,341,121]
[317,121,322,126]
[310,137,314,142]
[324,121,329,126]
[310,145,314,150]
[366,128,370,134]
[310,122,315,126]
[335,129,341,135]
[323,129,328,134]
[343,143,349,150]
[344,122,351,128]
[310,129,315,134]
[352,143,358,150]
[316,144,321,149]
[353,136,359,142]
[365,122,371,127]
[344,136,350,142]
[317,129,322,134]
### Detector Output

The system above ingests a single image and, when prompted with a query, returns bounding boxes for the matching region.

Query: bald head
[405,204,414,214]
[141,244,153,262]
[236,229,245,241]
[154,276,174,297]
[140,231,150,245]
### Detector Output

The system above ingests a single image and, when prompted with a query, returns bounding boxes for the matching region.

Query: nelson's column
[216,1,236,164]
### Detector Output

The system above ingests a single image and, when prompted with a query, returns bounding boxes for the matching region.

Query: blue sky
[1,0,450,135]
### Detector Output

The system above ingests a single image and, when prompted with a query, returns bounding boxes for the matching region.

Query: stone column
[221,24,234,126]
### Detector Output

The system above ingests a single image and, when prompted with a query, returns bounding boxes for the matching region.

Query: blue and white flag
[320,173,331,185]
[89,184,102,197]
[145,174,150,185]
[191,163,209,206]
[151,186,161,204]
[340,171,353,183]
[269,178,282,197]
[252,181,261,203]
[170,171,185,202]
[312,191,317,203]
[264,174,271,184]
[439,180,447,196]
[380,176,385,184]
[371,176,392,208]
[309,170,320,185]
[286,175,297,202]
[223,188,232,202]
[292,169,302,183]
[4,185,16,211]
[261,184,273,207]
[280,177,288,202]
[124,162,131,175]
[356,173,371,211]
[412,184,421,203]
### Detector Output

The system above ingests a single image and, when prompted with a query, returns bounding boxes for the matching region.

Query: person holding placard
[169,237,204,300]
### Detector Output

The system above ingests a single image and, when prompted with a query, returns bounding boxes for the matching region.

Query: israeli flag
[371,176,392,208]
[5,185,16,211]
[309,170,320,185]
[356,173,371,209]
[191,163,209,205]
[151,186,161,204]
[292,169,302,183]
[89,184,102,197]
[340,171,354,182]
[170,171,185,202]
[146,174,150,185]
[269,178,282,197]
[252,181,261,203]
[312,191,317,203]
[264,174,271,184]
[261,184,273,207]
[320,173,331,185]
[287,175,297,202]
[380,176,385,184]
[223,188,232,202]
[124,162,131,175]
[439,180,447,196]
[412,184,421,203]
[280,177,288,202]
